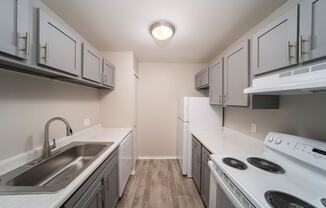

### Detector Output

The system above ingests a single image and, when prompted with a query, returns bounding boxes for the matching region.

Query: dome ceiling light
[150,21,175,41]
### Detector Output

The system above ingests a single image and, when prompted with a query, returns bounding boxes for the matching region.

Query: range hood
[244,62,326,95]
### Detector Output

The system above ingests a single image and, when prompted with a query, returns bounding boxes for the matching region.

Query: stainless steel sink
[0,142,113,194]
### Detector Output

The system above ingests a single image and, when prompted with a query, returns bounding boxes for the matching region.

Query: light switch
[250,123,257,133]
[84,118,90,127]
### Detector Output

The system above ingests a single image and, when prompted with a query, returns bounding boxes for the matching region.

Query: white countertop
[191,128,265,155]
[0,125,132,208]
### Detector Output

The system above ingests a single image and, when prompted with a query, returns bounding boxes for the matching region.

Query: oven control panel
[265,132,326,171]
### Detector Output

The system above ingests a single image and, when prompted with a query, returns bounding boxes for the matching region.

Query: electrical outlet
[84,118,90,127]
[251,123,257,133]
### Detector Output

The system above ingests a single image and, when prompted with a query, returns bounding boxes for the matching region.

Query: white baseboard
[137,156,177,160]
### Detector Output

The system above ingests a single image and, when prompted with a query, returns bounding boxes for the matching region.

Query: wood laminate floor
[117,159,205,208]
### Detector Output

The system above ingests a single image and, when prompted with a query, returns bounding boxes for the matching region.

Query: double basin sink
[0,142,113,194]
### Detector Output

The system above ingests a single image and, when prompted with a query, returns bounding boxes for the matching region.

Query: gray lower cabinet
[38,9,81,76]
[224,40,249,107]
[252,5,298,75]
[63,148,119,208]
[192,137,201,191]
[209,58,223,105]
[299,0,326,63]
[102,155,119,208]
[0,0,30,59]
[102,60,115,88]
[82,43,102,83]
[201,146,211,207]
[192,136,212,207]
[74,181,103,208]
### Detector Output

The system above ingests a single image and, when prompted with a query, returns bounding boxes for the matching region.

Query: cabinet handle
[41,43,49,62]
[18,32,30,55]
[299,35,309,60]
[218,95,222,104]
[287,41,296,62]
[102,178,108,207]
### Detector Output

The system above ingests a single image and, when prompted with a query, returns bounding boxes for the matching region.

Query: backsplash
[0,70,100,161]
[225,93,326,141]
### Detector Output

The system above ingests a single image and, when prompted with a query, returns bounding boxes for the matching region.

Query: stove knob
[275,138,282,144]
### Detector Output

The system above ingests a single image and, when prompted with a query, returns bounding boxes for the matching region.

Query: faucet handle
[50,139,56,150]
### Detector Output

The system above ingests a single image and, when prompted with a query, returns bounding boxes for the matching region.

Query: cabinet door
[201,147,211,207]
[38,9,81,76]
[224,40,249,107]
[82,43,102,83]
[64,181,103,208]
[76,182,103,208]
[253,5,298,75]
[200,67,209,87]
[300,0,326,63]
[195,73,200,89]
[103,154,119,208]
[210,59,223,105]
[102,60,115,88]
[0,0,30,59]
[192,138,201,191]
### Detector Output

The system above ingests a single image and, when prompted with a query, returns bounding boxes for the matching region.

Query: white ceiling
[41,0,287,63]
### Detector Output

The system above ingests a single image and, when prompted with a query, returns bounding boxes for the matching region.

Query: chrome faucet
[42,117,73,158]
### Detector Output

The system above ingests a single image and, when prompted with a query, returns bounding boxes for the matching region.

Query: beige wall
[137,62,207,157]
[210,0,326,142]
[99,52,135,128]
[225,94,326,141]
[0,70,100,161]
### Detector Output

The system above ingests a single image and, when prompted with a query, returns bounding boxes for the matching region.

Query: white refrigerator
[177,97,223,177]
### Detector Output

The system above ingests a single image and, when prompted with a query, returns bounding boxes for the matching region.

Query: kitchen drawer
[192,137,201,151]
[202,146,212,161]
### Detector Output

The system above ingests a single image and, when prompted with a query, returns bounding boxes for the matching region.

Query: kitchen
[0,0,325,208]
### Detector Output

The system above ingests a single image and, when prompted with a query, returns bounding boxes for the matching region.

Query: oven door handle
[208,161,245,208]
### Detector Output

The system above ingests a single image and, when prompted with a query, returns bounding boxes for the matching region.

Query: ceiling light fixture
[150,21,175,41]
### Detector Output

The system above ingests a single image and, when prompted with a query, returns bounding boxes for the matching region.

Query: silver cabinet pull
[299,35,309,60]
[218,95,222,105]
[287,41,296,62]
[41,43,49,62]
[18,32,30,55]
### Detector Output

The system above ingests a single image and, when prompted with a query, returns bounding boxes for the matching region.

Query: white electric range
[209,132,326,208]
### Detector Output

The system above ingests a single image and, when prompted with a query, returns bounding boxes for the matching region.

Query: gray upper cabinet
[82,43,102,83]
[0,0,30,59]
[195,66,209,90]
[252,5,298,75]
[209,58,223,105]
[224,40,249,107]
[38,9,81,76]
[299,0,326,63]
[102,60,115,88]
[200,67,209,87]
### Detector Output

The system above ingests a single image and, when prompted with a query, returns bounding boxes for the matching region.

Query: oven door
[208,161,244,208]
